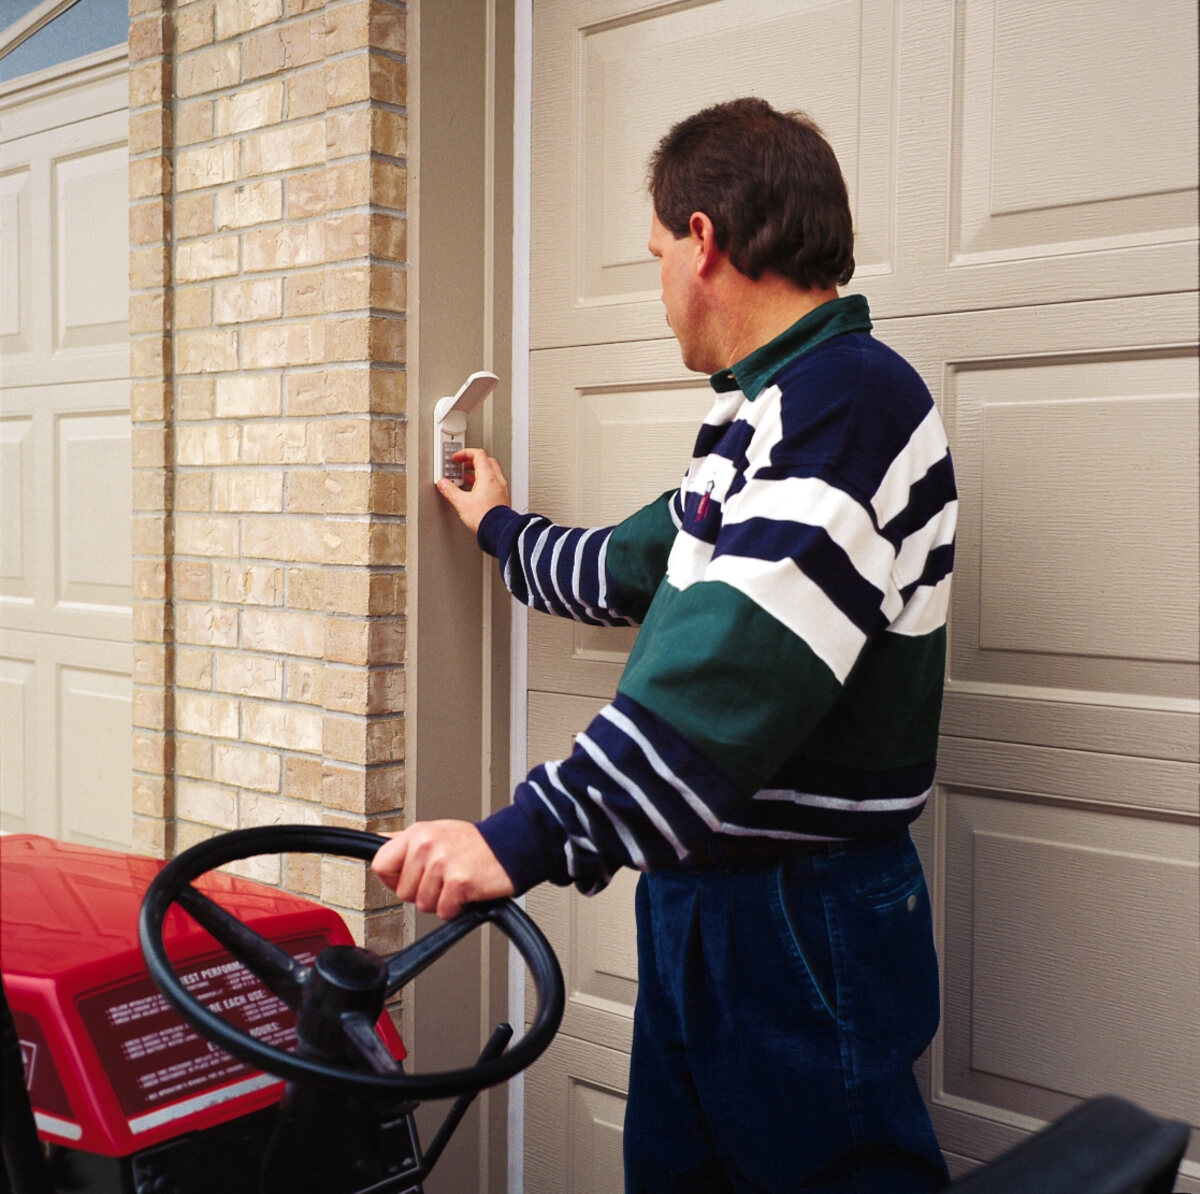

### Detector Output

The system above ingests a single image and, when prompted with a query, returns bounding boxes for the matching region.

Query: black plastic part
[945,1095,1190,1194]
[138,825,564,1101]
[0,976,54,1194]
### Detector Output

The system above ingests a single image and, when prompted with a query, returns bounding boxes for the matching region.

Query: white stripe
[598,704,722,833]
[889,574,952,636]
[754,785,932,812]
[129,1072,282,1134]
[724,473,896,593]
[872,408,950,527]
[684,454,739,506]
[574,731,689,861]
[34,1112,83,1142]
[547,530,569,614]
[705,554,867,682]
[594,529,611,616]
[665,532,714,589]
[545,758,648,870]
[525,523,554,611]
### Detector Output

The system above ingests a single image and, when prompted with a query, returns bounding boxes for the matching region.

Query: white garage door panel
[0,55,131,849]
[532,0,1198,352]
[934,788,1200,1165]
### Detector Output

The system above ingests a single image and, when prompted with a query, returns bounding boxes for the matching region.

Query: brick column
[128,0,409,949]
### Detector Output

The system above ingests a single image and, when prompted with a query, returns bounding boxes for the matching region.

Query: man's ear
[688,211,720,277]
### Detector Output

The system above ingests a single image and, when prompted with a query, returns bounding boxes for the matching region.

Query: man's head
[648,97,854,293]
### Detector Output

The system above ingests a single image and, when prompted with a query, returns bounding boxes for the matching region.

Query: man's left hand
[372,820,515,920]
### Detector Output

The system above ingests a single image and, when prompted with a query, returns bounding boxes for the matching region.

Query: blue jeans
[623,831,948,1194]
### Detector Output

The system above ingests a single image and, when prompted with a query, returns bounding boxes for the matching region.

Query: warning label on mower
[76,934,330,1119]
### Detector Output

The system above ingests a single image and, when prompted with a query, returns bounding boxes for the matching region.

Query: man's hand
[435,448,511,534]
[371,820,516,920]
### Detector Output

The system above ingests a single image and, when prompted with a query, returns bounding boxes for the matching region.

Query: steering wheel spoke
[176,883,307,1009]
[339,1011,402,1076]
[383,904,490,996]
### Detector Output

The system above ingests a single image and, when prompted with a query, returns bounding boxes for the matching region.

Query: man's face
[649,212,711,373]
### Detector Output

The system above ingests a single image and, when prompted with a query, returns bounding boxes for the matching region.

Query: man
[373,97,956,1193]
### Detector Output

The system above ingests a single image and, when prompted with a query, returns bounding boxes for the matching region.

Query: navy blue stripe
[882,453,956,549]
[712,517,886,636]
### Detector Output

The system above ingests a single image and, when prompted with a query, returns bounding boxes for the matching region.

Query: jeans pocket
[855,836,926,911]
[768,861,837,1022]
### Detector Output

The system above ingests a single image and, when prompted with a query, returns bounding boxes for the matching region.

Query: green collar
[710,293,873,400]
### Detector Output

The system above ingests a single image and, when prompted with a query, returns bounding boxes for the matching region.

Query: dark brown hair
[648,97,855,290]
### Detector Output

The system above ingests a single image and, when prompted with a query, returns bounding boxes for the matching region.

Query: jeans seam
[773,863,836,1021]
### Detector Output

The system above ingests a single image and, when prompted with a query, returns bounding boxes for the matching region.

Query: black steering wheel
[138,825,564,1102]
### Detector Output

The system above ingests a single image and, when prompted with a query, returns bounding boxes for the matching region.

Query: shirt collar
[709,293,873,399]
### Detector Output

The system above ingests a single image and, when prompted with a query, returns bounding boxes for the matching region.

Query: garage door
[521,1,1199,1189]
[0,52,133,849]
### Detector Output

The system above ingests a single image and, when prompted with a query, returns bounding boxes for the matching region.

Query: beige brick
[326,316,404,365]
[130,380,172,423]
[215,743,281,792]
[287,67,326,120]
[130,336,167,379]
[287,368,371,416]
[133,818,170,861]
[175,469,213,511]
[176,44,241,98]
[325,109,371,160]
[129,60,169,107]
[133,468,172,513]
[176,98,215,147]
[215,80,285,137]
[129,108,171,155]
[243,224,324,272]
[323,0,369,55]
[178,780,239,829]
[284,755,325,802]
[286,169,327,220]
[175,286,214,330]
[176,377,215,420]
[215,374,282,418]
[241,792,319,827]
[323,714,404,765]
[176,604,239,647]
[372,159,407,212]
[174,821,219,855]
[129,15,166,61]
[323,266,368,313]
[133,642,171,687]
[286,567,324,610]
[176,236,239,282]
[175,2,215,53]
[371,214,406,261]
[133,685,169,731]
[241,608,323,656]
[133,730,171,775]
[133,556,169,598]
[243,701,323,752]
[242,117,327,178]
[173,560,213,601]
[369,55,406,108]
[213,561,283,605]
[133,599,167,643]
[322,419,370,464]
[215,0,283,42]
[175,328,239,374]
[287,469,369,515]
[133,773,172,817]
[325,56,370,109]
[322,619,368,666]
[243,516,325,562]
[243,17,324,80]
[176,141,239,193]
[131,245,168,289]
[215,277,283,324]
[176,691,239,737]
[241,322,324,369]
[213,470,284,513]
[216,654,284,699]
[286,661,323,705]
[372,108,407,160]
[130,200,170,245]
[322,521,375,567]
[216,179,283,230]
[175,648,213,696]
[370,1,406,54]
[283,852,323,897]
[132,515,171,557]
[241,421,322,465]
[284,271,324,317]
[174,514,239,557]
[176,192,215,239]
[324,213,369,262]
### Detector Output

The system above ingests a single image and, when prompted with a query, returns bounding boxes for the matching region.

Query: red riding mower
[0,826,563,1194]
[0,826,1190,1193]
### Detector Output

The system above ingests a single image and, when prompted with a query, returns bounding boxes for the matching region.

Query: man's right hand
[436,447,511,533]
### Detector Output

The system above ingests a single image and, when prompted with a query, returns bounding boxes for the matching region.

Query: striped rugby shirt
[476,294,957,896]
